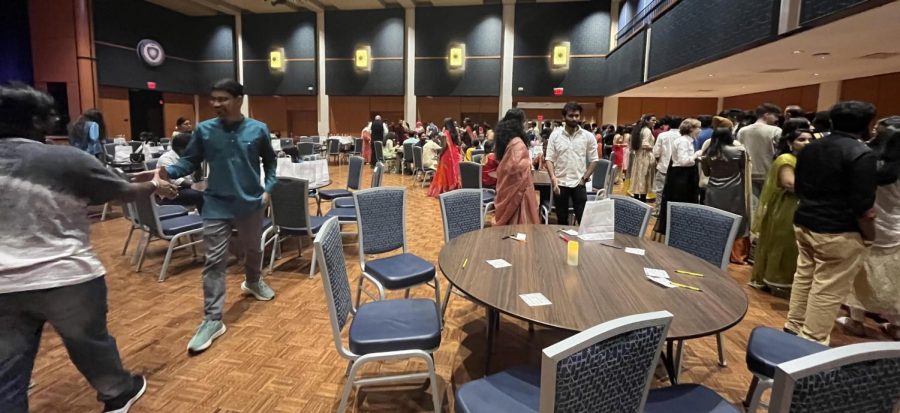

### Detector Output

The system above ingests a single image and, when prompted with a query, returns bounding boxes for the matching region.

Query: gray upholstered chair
[314,217,442,413]
[318,155,364,215]
[266,177,328,277]
[412,145,435,187]
[326,138,342,166]
[334,162,384,209]
[459,161,495,223]
[132,193,203,282]
[590,158,612,198]
[665,202,742,374]
[610,195,652,237]
[437,189,484,318]
[456,311,674,413]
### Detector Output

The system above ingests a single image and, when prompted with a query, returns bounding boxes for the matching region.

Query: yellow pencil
[462,258,468,268]
[670,281,702,292]
[675,270,704,277]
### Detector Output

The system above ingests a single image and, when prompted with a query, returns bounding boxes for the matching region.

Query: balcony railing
[616,0,680,42]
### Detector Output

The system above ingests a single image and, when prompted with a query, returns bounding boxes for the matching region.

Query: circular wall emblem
[137,39,165,67]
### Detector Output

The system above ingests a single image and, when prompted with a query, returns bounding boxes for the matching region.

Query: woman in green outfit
[750,118,814,291]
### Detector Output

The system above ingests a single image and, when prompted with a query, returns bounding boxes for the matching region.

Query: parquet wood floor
[28,163,888,412]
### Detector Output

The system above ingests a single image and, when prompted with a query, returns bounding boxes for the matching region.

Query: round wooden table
[438,224,748,380]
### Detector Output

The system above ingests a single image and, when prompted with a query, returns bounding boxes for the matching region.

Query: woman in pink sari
[360,124,372,163]
[428,117,462,197]
[493,110,539,225]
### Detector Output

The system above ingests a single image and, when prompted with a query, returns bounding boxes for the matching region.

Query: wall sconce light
[448,43,466,71]
[269,47,285,72]
[552,41,570,69]
[355,46,371,71]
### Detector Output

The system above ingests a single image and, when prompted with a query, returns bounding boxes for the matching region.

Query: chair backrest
[104,143,117,159]
[270,177,313,234]
[611,195,651,237]
[327,138,341,155]
[471,149,484,157]
[665,202,741,270]
[347,155,364,190]
[592,159,612,192]
[403,142,415,163]
[373,140,384,163]
[298,142,315,156]
[459,161,482,189]
[280,138,293,147]
[110,167,139,225]
[309,136,320,144]
[314,217,357,358]
[539,311,673,412]
[439,189,484,243]
[354,187,406,256]
[472,153,484,164]
[132,192,165,238]
[371,162,384,188]
[769,342,900,413]
[353,138,363,153]
[130,141,143,152]
[145,158,158,170]
[413,145,425,171]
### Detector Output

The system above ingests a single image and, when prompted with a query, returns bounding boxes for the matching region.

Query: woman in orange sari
[428,117,463,197]
[493,109,539,225]
[361,123,372,163]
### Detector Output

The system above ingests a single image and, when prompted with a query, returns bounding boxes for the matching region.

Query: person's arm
[850,151,878,241]
[259,126,278,204]
[652,134,663,158]
[700,155,711,176]
[778,165,796,192]
[641,128,654,149]
[72,150,176,205]
[161,129,204,180]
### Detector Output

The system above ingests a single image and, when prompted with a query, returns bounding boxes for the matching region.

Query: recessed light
[793,50,803,54]
[708,74,714,77]
[813,73,820,76]
[663,86,667,89]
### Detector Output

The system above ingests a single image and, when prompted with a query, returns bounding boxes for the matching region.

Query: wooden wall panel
[417,97,501,125]
[841,72,900,118]
[163,93,195,136]
[98,86,130,138]
[722,85,819,113]
[197,100,218,123]
[329,96,405,135]
[249,96,318,136]
[617,97,718,125]
[29,0,82,119]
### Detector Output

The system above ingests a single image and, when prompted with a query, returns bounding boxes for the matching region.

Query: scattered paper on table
[520,293,552,306]
[625,247,645,256]
[644,268,669,279]
[487,259,512,269]
[578,199,615,241]
[647,276,675,288]
[513,233,527,242]
[562,229,579,236]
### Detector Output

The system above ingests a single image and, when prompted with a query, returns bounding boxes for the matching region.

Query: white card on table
[520,293,552,307]
[625,247,646,256]
[644,268,669,279]
[487,259,512,269]
[562,229,579,236]
[647,276,676,288]
[513,233,527,241]
[577,199,615,241]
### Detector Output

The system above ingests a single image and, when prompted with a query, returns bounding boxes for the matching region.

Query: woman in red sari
[428,117,463,197]
[493,109,539,225]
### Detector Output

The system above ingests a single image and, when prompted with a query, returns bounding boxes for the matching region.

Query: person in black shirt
[784,101,877,345]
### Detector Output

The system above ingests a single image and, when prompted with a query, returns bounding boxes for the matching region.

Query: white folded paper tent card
[578,199,615,241]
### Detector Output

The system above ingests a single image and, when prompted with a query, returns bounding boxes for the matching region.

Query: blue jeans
[0,276,132,412]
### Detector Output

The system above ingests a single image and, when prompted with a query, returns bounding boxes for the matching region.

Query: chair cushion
[334,197,355,208]
[319,189,352,200]
[645,384,740,413]
[746,326,828,378]
[348,299,441,355]
[160,214,203,236]
[364,253,435,290]
[324,207,357,222]
[158,205,188,220]
[455,366,540,413]
[482,190,495,204]
[280,216,328,236]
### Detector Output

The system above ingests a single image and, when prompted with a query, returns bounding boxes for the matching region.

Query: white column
[194,94,200,122]
[316,11,329,136]
[778,0,801,35]
[235,13,249,116]
[716,97,725,113]
[609,0,620,51]
[404,8,416,123]
[817,80,842,111]
[499,2,515,119]
[602,96,619,125]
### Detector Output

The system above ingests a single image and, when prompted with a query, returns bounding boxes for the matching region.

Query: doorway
[129,89,164,140]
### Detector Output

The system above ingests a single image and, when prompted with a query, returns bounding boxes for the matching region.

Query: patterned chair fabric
[271,177,312,230]
[351,138,363,155]
[611,195,651,237]
[553,325,666,412]
[327,138,341,156]
[347,156,364,190]
[666,202,740,270]
[591,159,611,192]
[439,189,483,242]
[315,218,354,330]
[783,357,900,413]
[459,162,482,189]
[355,187,406,255]
[298,142,315,156]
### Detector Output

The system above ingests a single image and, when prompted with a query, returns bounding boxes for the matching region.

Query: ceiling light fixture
[792,50,803,54]
[708,74,714,77]
[813,73,820,76]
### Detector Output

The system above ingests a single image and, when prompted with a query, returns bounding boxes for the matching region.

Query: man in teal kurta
[159,79,277,353]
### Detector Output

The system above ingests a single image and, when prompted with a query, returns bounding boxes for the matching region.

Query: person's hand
[156,166,169,182]
[154,179,178,199]
[552,182,561,195]
[262,192,271,206]
[131,169,156,183]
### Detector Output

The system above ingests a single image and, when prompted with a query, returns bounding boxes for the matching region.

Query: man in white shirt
[737,103,782,211]
[545,102,600,225]
[422,137,441,171]
[651,117,682,216]
[157,133,204,212]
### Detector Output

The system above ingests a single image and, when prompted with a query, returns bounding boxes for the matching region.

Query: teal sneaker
[241,280,275,301]
[187,320,226,353]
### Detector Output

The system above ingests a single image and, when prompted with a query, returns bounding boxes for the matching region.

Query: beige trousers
[784,225,868,345]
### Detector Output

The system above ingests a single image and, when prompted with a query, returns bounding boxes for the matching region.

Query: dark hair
[0,83,57,140]
[561,101,583,116]
[706,127,735,158]
[870,125,900,185]
[176,117,188,127]
[502,108,526,125]
[630,114,655,151]
[211,79,244,97]
[138,131,153,142]
[756,103,782,118]
[785,105,804,118]
[483,139,494,154]
[777,118,812,155]
[811,111,831,132]
[698,115,713,129]
[829,101,876,135]
[69,108,107,148]
[494,119,526,161]
[171,132,192,153]
[443,117,460,146]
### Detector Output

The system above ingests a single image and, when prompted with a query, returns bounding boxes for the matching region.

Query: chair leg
[745,375,771,413]
[441,284,453,320]
[338,359,362,413]
[674,339,684,382]
[308,248,317,279]
[101,202,109,221]
[159,236,179,282]
[132,232,148,266]
[136,234,152,271]
[190,234,198,258]
[122,226,135,255]
[268,233,279,274]
[404,288,411,298]
[716,333,727,367]
[424,352,442,413]
[355,276,365,308]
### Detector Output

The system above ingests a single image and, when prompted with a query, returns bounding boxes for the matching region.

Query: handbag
[130,152,145,163]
